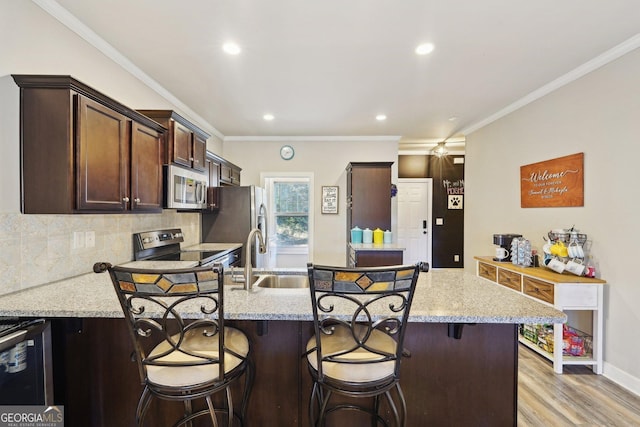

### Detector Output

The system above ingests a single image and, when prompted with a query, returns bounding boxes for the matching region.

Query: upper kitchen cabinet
[204,151,242,211]
[347,162,393,231]
[13,75,166,214]
[219,158,241,186]
[137,110,209,172]
[206,151,241,187]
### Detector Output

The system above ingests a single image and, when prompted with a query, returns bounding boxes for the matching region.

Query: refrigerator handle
[258,203,268,247]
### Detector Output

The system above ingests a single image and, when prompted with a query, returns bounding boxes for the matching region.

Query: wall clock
[280,145,295,160]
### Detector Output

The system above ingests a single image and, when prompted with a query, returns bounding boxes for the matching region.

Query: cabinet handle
[122,197,130,202]
[134,198,141,203]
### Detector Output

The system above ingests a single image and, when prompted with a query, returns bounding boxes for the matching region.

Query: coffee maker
[493,233,522,262]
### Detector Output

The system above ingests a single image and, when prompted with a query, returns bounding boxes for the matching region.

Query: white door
[397,179,432,267]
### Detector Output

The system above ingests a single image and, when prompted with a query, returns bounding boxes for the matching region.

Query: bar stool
[305,263,420,427]
[94,262,253,427]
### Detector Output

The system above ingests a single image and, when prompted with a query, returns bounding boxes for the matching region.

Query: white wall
[223,139,399,266]
[0,1,203,294]
[465,47,640,393]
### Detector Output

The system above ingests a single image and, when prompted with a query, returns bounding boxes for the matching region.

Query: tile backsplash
[0,211,200,295]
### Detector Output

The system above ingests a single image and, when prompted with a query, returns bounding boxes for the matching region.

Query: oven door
[165,164,207,209]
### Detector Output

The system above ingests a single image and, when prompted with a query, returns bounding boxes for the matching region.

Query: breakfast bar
[0,267,565,426]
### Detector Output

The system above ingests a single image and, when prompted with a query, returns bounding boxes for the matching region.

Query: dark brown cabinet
[206,152,221,188]
[138,110,209,172]
[220,161,241,185]
[130,122,164,212]
[204,151,242,210]
[206,152,241,187]
[346,162,394,265]
[205,155,221,210]
[346,162,393,231]
[53,318,517,426]
[76,96,129,211]
[348,246,403,267]
[13,75,166,214]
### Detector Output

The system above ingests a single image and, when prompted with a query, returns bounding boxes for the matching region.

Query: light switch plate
[436,218,444,225]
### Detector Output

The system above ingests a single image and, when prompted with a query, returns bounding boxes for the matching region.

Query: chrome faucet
[244,228,267,290]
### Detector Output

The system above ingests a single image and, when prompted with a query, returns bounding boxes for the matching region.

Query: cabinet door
[76,96,128,211]
[171,121,193,168]
[230,165,241,185]
[207,157,220,187]
[349,164,391,230]
[220,163,232,184]
[131,122,163,212]
[354,251,403,267]
[192,133,207,171]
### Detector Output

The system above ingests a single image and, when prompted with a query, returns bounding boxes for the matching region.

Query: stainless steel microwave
[164,164,207,209]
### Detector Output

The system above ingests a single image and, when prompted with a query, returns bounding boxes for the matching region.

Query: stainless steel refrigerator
[201,185,268,267]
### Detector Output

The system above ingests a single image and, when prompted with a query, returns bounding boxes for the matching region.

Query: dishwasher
[0,318,53,405]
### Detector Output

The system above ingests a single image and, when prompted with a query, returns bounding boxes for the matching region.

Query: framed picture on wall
[321,186,339,214]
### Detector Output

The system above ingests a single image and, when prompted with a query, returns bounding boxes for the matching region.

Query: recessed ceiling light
[376,114,387,121]
[415,43,434,55]
[223,42,241,55]
[448,116,458,122]
[263,114,274,121]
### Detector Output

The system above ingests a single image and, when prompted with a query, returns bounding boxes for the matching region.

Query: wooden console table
[475,256,606,374]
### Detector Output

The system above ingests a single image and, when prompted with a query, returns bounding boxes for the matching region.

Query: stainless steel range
[133,229,239,267]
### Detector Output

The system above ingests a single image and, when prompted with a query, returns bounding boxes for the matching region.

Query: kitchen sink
[254,274,309,289]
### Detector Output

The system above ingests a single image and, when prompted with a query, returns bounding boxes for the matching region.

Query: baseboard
[604,362,640,397]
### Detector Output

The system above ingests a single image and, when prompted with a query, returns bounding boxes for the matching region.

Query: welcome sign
[520,153,584,208]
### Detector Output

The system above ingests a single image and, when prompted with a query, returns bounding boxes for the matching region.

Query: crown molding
[460,33,640,136]
[224,135,402,143]
[32,0,225,140]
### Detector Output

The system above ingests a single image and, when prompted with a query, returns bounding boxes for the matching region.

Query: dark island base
[52,319,517,426]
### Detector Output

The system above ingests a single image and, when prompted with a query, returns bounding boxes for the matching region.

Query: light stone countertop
[0,265,565,324]
[183,243,242,252]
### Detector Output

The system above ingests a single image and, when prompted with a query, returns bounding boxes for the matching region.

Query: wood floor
[518,345,640,426]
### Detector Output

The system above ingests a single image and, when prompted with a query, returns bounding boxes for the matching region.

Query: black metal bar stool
[94,262,253,427]
[305,263,420,427]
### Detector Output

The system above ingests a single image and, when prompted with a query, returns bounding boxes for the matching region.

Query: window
[263,173,314,263]
[273,181,309,246]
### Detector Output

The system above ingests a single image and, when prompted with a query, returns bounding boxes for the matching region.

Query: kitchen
[1,0,640,425]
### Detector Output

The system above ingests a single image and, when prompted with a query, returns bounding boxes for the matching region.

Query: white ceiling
[45,0,640,149]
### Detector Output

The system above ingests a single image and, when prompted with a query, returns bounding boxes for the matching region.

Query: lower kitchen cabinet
[350,249,403,267]
[52,318,517,426]
[475,256,606,374]
[348,243,404,267]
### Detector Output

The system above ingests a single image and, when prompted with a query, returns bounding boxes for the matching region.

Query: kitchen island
[0,267,565,426]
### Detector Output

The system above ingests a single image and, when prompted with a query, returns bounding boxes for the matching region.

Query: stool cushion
[146,326,249,387]
[306,324,396,383]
